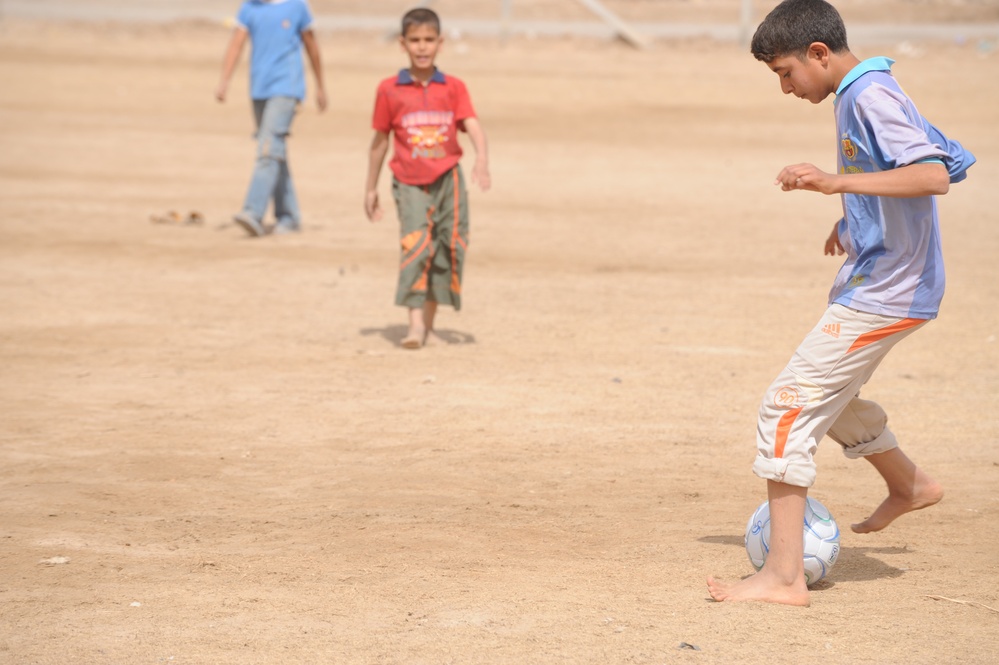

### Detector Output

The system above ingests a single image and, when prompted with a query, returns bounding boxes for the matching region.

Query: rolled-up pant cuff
[841,427,898,459]
[752,455,816,488]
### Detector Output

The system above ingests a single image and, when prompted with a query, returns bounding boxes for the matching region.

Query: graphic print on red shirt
[372,69,476,186]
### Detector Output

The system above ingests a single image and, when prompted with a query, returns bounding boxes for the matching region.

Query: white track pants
[753,304,928,488]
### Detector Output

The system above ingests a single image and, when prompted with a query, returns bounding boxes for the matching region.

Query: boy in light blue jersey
[828,57,974,319]
[708,0,975,606]
[215,0,327,237]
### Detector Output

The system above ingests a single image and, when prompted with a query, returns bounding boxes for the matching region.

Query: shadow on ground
[360,324,477,348]
[699,534,910,584]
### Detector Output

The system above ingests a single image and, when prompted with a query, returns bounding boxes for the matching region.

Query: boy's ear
[807,42,832,65]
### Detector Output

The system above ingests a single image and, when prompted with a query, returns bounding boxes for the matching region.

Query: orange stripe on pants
[847,317,926,353]
[774,407,803,459]
[449,169,463,295]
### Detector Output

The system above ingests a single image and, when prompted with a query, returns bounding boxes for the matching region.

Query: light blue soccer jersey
[236,0,314,101]
[830,57,975,319]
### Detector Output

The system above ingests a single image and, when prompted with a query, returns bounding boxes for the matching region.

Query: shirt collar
[396,68,446,85]
[836,56,895,97]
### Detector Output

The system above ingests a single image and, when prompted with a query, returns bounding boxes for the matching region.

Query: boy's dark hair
[401,7,441,36]
[750,0,849,63]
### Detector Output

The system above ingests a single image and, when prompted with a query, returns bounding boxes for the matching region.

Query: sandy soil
[0,12,997,665]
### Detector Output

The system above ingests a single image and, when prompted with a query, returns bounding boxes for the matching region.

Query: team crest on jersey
[282,19,291,30]
[841,136,857,161]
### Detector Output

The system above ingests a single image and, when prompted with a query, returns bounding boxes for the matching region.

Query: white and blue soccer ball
[744,497,841,586]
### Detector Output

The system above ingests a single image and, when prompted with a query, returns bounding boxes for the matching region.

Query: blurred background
[2,0,998,46]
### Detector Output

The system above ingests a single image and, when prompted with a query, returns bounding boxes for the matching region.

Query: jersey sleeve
[371,81,393,134]
[235,1,252,30]
[297,0,315,32]
[860,85,976,183]
[859,91,946,170]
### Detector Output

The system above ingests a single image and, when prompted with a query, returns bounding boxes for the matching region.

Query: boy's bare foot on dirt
[707,570,810,606]
[401,326,424,349]
[423,331,447,347]
[852,449,944,533]
[851,475,943,533]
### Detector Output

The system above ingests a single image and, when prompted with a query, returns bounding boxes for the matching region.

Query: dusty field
[1,11,998,665]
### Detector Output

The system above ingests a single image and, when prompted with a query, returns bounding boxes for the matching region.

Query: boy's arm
[365,131,391,222]
[463,117,491,192]
[824,221,845,256]
[215,28,248,103]
[776,161,949,198]
[301,29,328,112]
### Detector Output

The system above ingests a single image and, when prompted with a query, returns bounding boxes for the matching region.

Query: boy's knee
[256,136,288,162]
[836,427,898,459]
[827,399,892,456]
[754,376,820,488]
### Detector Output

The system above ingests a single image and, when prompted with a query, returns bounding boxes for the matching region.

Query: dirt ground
[1,8,998,665]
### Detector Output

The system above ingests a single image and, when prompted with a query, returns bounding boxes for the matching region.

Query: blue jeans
[241,96,300,227]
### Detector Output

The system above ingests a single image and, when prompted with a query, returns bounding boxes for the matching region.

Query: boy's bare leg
[423,301,449,346]
[851,447,943,534]
[422,300,438,336]
[401,306,425,349]
[707,481,810,606]
[402,301,441,349]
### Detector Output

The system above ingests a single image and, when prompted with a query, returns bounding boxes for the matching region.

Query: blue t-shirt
[830,57,975,320]
[236,0,314,101]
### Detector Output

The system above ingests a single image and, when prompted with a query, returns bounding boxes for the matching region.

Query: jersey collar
[836,56,895,97]
[396,68,447,85]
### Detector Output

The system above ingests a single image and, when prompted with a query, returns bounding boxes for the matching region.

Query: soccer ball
[744,497,841,586]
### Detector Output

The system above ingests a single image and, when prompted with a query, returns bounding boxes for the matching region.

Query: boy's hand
[315,89,328,112]
[824,222,845,256]
[472,161,491,192]
[776,163,838,195]
[365,190,383,222]
[214,81,228,103]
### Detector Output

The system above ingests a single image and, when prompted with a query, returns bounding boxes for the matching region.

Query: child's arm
[301,29,328,112]
[775,161,949,197]
[463,117,491,192]
[365,131,390,222]
[215,28,248,103]
[824,221,844,256]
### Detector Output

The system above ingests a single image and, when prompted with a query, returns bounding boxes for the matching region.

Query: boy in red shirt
[364,7,491,349]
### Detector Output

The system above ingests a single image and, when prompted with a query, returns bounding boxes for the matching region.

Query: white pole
[501,0,512,43]
[572,0,649,49]
[739,0,753,48]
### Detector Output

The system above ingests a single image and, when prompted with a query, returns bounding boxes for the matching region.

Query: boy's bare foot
[401,327,424,349]
[851,476,943,533]
[709,481,811,606]
[852,450,944,533]
[423,331,447,347]
[706,571,810,606]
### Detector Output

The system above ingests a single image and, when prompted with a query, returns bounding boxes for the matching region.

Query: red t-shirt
[372,69,476,186]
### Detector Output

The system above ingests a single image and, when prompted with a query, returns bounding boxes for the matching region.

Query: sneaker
[271,221,300,235]
[233,211,265,237]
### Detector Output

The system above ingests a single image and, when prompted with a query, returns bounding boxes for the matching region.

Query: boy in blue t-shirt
[707,0,974,606]
[215,0,327,236]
